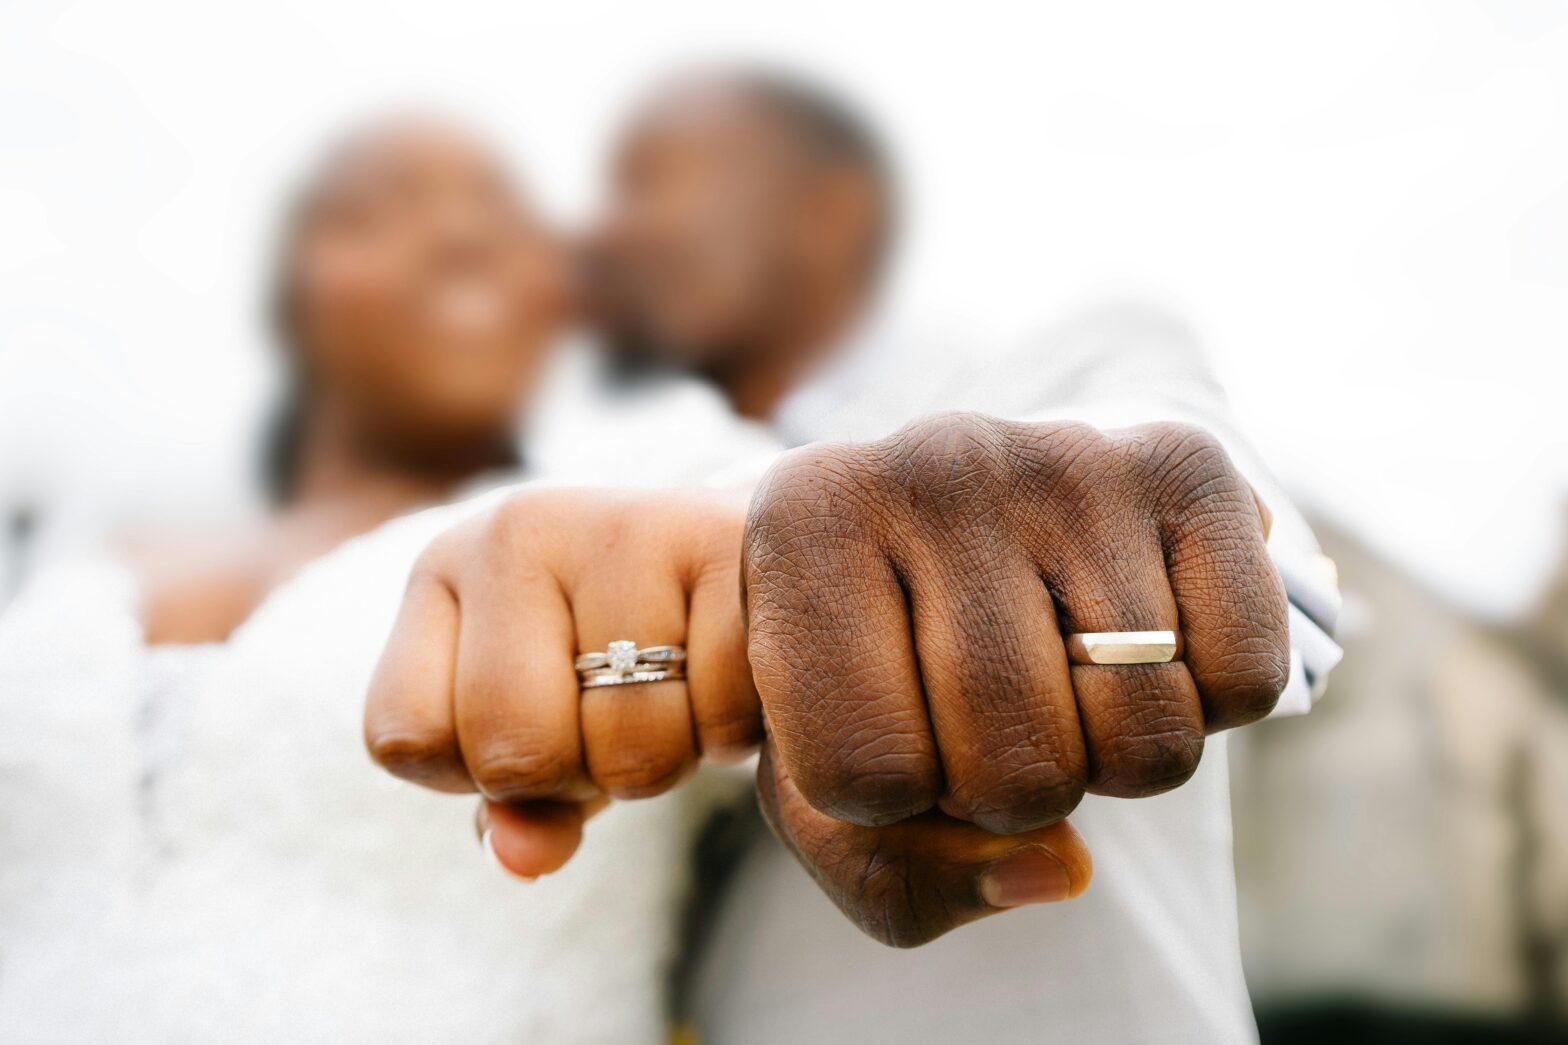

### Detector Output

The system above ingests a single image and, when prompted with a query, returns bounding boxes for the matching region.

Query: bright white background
[2,0,1565,615]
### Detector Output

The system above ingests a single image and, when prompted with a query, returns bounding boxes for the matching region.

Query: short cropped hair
[735,70,898,271]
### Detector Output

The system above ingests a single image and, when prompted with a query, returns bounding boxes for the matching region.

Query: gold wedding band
[1064,630,1179,666]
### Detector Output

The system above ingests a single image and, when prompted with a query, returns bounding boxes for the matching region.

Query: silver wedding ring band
[580,668,684,689]
[575,641,687,689]
[1064,630,1179,666]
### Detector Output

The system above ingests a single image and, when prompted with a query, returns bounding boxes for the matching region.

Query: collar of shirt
[767,310,917,448]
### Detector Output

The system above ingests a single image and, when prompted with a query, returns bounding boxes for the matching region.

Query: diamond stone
[607,640,639,673]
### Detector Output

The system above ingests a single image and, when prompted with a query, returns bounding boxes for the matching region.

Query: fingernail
[980,847,1072,907]
[481,828,536,883]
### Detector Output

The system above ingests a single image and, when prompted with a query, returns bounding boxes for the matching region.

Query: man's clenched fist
[744,412,1289,838]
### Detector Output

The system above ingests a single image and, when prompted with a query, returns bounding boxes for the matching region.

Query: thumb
[478,796,611,880]
[756,739,1092,947]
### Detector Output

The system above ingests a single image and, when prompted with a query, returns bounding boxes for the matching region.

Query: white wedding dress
[0,504,733,1043]
[0,368,778,1044]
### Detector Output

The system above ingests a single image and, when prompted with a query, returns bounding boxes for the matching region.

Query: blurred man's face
[589,88,806,367]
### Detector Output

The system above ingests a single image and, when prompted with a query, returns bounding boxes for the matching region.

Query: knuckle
[475,497,538,570]
[992,422,1115,547]
[795,732,940,828]
[1125,422,1244,512]
[365,723,452,776]
[483,488,587,558]
[486,488,546,543]
[745,443,874,559]
[408,537,455,585]
[947,756,1086,834]
[1093,712,1205,796]
[742,448,884,642]
[885,412,1012,520]
[1178,566,1292,728]
[1207,641,1291,725]
[468,745,575,801]
[1004,421,1108,491]
[592,746,691,799]
[694,701,764,759]
[1137,420,1224,463]
[678,494,749,575]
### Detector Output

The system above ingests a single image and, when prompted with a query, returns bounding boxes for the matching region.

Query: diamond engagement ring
[576,641,687,689]
[1064,631,1179,666]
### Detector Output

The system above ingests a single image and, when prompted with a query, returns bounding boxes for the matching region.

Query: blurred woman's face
[289,122,568,457]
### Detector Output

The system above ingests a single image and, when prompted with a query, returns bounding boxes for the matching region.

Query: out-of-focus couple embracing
[0,67,1340,1043]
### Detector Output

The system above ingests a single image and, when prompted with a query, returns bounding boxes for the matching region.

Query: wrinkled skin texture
[742,412,1287,944]
[365,413,1287,947]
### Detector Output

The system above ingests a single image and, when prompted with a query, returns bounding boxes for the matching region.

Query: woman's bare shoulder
[116,522,276,646]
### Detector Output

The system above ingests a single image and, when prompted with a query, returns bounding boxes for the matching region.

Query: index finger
[364,561,470,793]
[452,517,589,803]
[743,448,940,828]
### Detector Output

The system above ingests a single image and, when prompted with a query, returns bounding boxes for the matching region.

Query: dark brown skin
[746,415,1288,827]
[587,75,883,419]
[136,120,568,645]
[742,414,1287,944]
[364,413,1285,946]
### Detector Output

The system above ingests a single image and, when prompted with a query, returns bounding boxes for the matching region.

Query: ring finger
[1042,530,1206,799]
[574,564,698,799]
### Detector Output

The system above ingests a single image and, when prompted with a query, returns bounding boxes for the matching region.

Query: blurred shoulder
[117,520,276,646]
[1008,299,1224,404]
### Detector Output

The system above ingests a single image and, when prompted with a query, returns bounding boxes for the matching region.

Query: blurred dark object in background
[2,508,37,607]
[1257,1001,1566,1045]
